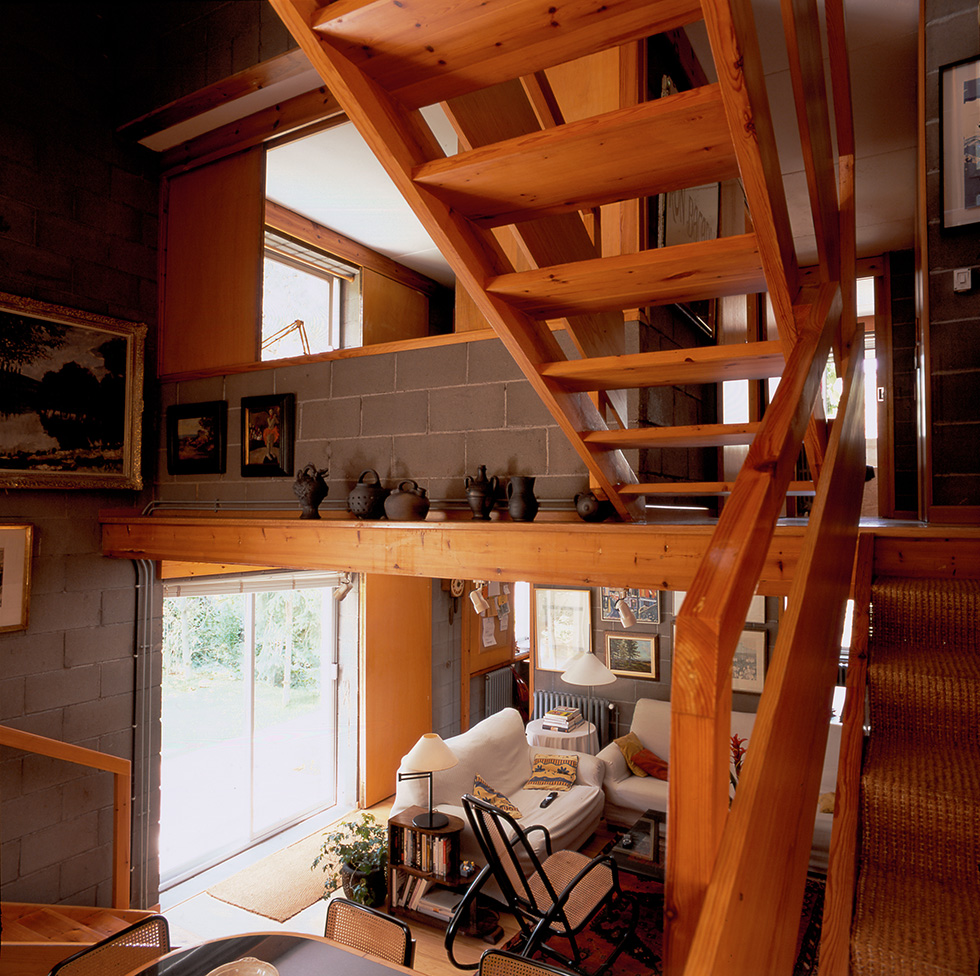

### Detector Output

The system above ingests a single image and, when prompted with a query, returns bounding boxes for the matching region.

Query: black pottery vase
[507,475,538,522]
[465,465,498,520]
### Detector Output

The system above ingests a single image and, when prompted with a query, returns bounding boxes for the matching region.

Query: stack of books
[541,706,583,732]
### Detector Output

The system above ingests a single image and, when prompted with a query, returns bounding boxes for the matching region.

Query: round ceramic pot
[347,469,389,520]
[340,863,387,908]
[384,479,430,521]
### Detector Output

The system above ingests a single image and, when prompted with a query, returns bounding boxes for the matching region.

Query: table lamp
[397,732,459,829]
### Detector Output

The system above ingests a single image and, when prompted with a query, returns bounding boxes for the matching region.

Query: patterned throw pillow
[614,731,648,776]
[631,747,669,780]
[524,753,578,791]
[473,774,522,818]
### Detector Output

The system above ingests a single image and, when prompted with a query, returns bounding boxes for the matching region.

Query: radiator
[532,690,613,748]
[485,667,513,715]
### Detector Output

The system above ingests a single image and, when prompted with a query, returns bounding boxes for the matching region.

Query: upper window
[261,231,359,360]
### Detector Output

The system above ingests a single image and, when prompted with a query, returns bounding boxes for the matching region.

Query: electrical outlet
[954,268,972,293]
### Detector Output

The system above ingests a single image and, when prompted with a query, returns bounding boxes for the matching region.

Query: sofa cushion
[632,748,669,780]
[524,753,578,791]
[613,731,649,776]
[473,774,522,818]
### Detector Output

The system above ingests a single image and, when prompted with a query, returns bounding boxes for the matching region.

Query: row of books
[391,873,465,921]
[389,826,457,880]
[541,705,584,732]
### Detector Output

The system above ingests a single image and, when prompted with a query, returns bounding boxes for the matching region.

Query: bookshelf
[387,806,464,928]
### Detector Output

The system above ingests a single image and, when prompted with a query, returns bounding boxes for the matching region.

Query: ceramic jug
[293,463,329,519]
[347,469,389,520]
[574,490,614,523]
[464,464,498,520]
[384,479,430,521]
[507,475,538,522]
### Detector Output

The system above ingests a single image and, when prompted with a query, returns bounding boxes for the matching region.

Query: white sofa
[391,708,604,868]
[597,698,841,871]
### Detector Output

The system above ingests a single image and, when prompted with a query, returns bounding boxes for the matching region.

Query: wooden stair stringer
[271,0,644,520]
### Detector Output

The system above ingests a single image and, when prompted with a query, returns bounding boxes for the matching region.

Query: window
[261,231,359,360]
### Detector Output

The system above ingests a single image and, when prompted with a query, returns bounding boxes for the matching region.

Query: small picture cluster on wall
[166,394,295,478]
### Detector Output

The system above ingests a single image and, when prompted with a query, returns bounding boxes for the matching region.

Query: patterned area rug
[502,872,825,976]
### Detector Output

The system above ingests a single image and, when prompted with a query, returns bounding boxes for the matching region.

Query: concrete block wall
[156,336,593,512]
[925,1,980,510]
[0,5,159,906]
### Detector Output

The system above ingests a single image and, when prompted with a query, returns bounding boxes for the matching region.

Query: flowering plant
[729,733,748,792]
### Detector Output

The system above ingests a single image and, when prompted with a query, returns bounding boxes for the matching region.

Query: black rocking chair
[452,793,637,976]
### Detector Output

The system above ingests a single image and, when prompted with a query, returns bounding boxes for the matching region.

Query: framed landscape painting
[0,292,144,489]
[241,394,294,477]
[167,400,227,474]
[0,524,33,632]
[605,633,658,680]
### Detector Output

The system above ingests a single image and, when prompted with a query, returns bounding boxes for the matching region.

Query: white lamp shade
[562,652,616,687]
[403,732,458,772]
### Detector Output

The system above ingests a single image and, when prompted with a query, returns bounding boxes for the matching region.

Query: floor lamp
[561,653,616,753]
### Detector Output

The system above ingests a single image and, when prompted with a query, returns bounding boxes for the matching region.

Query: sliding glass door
[160,574,339,886]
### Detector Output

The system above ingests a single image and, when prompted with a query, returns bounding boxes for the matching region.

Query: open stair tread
[0,903,152,944]
[539,340,786,392]
[851,863,980,976]
[311,0,705,108]
[414,85,739,225]
[584,422,759,449]
[618,480,815,496]
[486,234,765,318]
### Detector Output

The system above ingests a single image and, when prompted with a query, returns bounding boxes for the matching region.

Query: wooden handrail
[819,532,874,974]
[0,725,131,910]
[679,300,866,974]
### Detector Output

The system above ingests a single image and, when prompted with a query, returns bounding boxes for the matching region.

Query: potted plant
[313,812,388,907]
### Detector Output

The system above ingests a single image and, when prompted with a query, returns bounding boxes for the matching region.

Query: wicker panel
[50,916,170,976]
[479,949,572,976]
[527,849,613,930]
[325,898,413,967]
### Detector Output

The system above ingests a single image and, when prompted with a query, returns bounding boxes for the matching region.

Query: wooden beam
[266,200,443,296]
[161,86,345,175]
[118,48,315,141]
[100,515,810,596]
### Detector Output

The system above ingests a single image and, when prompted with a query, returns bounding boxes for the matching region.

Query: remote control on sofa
[539,791,559,808]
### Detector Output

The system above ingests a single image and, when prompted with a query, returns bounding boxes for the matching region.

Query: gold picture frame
[0,292,145,489]
[0,524,34,632]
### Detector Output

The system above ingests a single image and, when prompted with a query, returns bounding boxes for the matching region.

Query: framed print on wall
[732,630,767,694]
[166,400,227,475]
[0,292,144,489]
[533,587,591,672]
[941,56,980,229]
[241,393,294,477]
[0,524,34,632]
[600,587,660,624]
[605,633,659,680]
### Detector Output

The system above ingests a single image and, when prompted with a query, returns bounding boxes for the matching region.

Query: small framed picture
[600,587,660,624]
[0,524,34,632]
[941,56,980,229]
[733,630,767,694]
[605,633,659,680]
[166,400,227,474]
[241,394,294,477]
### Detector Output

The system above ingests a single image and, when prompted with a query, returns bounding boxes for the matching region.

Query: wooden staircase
[267,1,866,972]
[269,0,822,525]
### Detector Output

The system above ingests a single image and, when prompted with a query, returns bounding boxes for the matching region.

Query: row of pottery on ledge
[347,469,430,521]
[465,466,539,522]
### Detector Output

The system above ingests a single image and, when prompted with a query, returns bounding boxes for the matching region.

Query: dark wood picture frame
[0,291,144,489]
[166,400,227,475]
[940,55,980,229]
[241,393,294,477]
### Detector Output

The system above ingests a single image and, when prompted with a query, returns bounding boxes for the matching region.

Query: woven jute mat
[207,829,335,923]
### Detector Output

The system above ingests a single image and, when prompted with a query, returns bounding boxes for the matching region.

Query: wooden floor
[161,799,616,976]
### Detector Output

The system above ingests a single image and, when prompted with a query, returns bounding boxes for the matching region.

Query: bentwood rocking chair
[454,794,637,976]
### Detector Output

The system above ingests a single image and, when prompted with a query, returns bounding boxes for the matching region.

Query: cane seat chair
[325,896,415,968]
[461,794,637,976]
[478,948,574,976]
[47,914,170,976]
